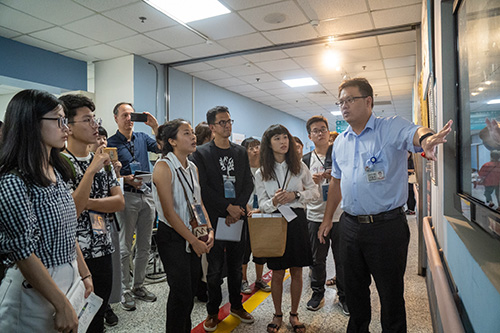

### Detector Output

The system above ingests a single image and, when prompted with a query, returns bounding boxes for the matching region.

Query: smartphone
[130,113,148,122]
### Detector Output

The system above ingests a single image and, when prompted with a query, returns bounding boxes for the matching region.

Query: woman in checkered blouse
[0,90,93,333]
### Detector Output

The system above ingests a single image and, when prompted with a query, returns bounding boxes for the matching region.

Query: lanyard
[313,150,326,169]
[275,167,290,190]
[125,140,135,160]
[65,149,100,192]
[176,167,196,202]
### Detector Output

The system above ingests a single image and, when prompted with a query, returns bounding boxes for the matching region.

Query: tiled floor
[107,215,431,332]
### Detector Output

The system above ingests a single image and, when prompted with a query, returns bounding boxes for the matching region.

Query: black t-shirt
[215,146,235,178]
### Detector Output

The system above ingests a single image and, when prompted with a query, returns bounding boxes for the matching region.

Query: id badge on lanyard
[223,175,236,198]
[364,155,385,182]
[130,161,141,175]
[89,211,107,235]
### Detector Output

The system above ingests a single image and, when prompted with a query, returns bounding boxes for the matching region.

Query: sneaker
[132,286,157,302]
[104,306,118,326]
[255,279,271,292]
[120,291,136,311]
[203,314,220,332]
[241,280,252,294]
[306,292,325,311]
[339,300,350,316]
[230,308,255,324]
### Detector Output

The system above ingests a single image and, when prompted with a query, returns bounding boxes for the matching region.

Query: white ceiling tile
[212,77,246,87]
[386,66,416,78]
[284,44,325,58]
[193,69,232,81]
[177,42,229,58]
[383,55,416,69]
[13,35,68,53]
[239,1,309,30]
[221,64,265,76]
[350,69,387,80]
[2,0,94,25]
[342,47,382,63]
[76,44,128,60]
[74,0,138,12]
[218,33,272,52]
[265,88,295,96]
[254,81,288,90]
[190,13,255,40]
[317,13,373,36]
[371,4,421,29]
[108,34,167,55]
[257,58,300,72]
[59,50,97,62]
[244,50,288,63]
[64,15,136,43]
[306,0,368,19]
[226,84,260,93]
[223,0,283,11]
[262,25,317,44]
[174,63,214,73]
[390,82,414,90]
[102,2,177,32]
[368,0,421,11]
[381,42,416,58]
[0,4,53,34]
[0,26,23,38]
[206,56,248,68]
[305,67,343,79]
[142,49,190,64]
[146,25,205,48]
[270,69,311,80]
[293,55,322,68]
[31,27,99,49]
[344,60,385,73]
[239,90,270,98]
[377,31,416,46]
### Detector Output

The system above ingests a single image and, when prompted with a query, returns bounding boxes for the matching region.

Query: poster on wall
[232,132,245,145]
[421,0,434,98]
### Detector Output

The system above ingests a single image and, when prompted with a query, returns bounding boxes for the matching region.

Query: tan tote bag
[248,216,287,257]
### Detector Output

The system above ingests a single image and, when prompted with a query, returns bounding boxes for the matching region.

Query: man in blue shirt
[107,103,160,311]
[318,78,452,332]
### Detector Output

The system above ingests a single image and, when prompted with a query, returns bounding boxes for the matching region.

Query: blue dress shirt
[331,114,422,215]
[107,130,159,175]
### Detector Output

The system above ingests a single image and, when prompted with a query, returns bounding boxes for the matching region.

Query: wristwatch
[294,191,301,200]
[207,227,215,233]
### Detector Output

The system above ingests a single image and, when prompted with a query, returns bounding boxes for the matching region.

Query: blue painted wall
[0,36,86,91]
[168,68,308,143]
[445,222,500,332]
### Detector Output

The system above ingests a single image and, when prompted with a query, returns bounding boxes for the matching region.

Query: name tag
[366,170,385,182]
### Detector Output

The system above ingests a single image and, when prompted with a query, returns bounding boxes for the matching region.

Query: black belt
[345,207,404,223]
[123,186,143,194]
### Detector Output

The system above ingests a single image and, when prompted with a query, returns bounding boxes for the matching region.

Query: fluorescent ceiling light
[143,0,230,23]
[330,111,342,116]
[283,77,318,88]
[487,99,500,104]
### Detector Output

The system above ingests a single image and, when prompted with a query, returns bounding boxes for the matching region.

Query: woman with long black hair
[0,89,93,333]
[254,124,319,333]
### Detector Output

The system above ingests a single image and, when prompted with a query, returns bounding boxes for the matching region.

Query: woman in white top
[254,124,319,333]
[152,119,214,332]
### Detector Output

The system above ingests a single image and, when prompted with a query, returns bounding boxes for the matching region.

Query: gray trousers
[116,191,155,291]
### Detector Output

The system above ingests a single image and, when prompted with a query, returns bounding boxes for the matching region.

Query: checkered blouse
[0,170,77,268]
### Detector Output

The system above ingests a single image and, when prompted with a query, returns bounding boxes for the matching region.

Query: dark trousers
[484,185,499,205]
[341,212,410,333]
[86,254,113,333]
[307,221,345,301]
[407,184,416,211]
[206,237,245,315]
[156,222,200,333]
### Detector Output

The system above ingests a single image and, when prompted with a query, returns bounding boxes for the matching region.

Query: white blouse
[255,160,320,213]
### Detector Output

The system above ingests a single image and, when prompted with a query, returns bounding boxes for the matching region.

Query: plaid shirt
[0,170,77,268]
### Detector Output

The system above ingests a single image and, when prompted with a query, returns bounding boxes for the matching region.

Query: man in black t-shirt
[191,106,255,332]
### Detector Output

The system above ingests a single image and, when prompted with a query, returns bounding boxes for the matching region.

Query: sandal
[267,313,283,333]
[289,312,306,333]
[326,277,336,286]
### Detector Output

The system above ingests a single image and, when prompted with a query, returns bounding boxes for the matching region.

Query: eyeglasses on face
[68,117,102,127]
[335,96,368,107]
[214,119,234,127]
[311,128,328,135]
[41,117,69,129]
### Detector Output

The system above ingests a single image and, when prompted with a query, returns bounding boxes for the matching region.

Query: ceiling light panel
[143,0,230,23]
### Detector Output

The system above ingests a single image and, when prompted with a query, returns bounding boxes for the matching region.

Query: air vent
[307,91,328,95]
[374,101,392,106]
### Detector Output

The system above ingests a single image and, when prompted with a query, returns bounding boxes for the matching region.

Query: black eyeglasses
[68,117,102,128]
[311,128,328,135]
[41,117,69,129]
[213,119,234,127]
[335,96,368,107]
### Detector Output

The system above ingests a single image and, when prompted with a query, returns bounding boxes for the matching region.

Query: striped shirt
[0,170,77,268]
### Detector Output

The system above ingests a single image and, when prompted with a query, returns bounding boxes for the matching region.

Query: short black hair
[98,126,108,138]
[338,77,374,108]
[206,106,230,125]
[195,121,212,145]
[241,137,260,150]
[59,94,95,122]
[113,102,133,116]
[306,115,329,134]
[156,119,189,156]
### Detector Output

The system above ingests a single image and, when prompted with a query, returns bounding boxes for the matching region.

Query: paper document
[278,205,297,222]
[66,280,103,333]
[215,217,244,241]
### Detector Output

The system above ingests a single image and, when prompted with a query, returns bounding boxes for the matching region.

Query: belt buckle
[357,215,374,223]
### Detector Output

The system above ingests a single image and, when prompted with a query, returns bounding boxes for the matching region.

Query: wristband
[81,274,92,281]
[419,132,434,146]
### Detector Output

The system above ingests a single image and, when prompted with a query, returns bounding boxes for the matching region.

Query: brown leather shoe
[230,307,255,324]
[203,314,220,332]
